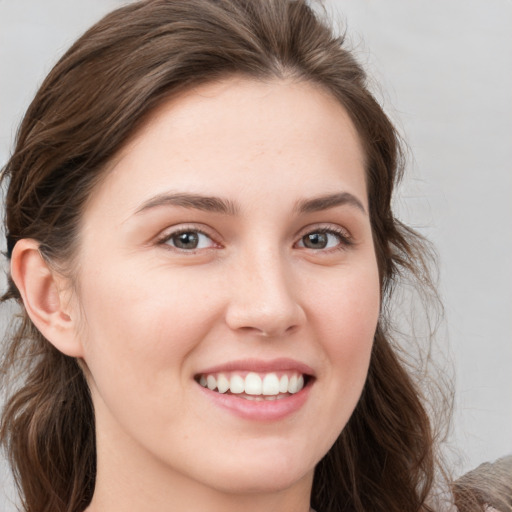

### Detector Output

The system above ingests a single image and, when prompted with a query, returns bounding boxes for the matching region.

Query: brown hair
[1,1,450,511]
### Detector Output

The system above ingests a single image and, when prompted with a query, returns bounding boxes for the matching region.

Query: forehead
[86,77,367,219]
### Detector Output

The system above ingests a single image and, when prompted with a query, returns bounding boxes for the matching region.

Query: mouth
[194,359,315,420]
[195,370,311,401]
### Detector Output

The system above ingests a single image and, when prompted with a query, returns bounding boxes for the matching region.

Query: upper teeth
[198,372,305,395]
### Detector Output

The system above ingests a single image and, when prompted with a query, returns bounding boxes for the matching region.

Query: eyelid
[153,222,354,254]
[156,224,222,251]
[294,224,354,251]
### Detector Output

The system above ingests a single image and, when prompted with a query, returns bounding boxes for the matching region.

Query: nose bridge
[225,243,304,337]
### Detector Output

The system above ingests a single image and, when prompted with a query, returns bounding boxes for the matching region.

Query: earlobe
[10,239,84,358]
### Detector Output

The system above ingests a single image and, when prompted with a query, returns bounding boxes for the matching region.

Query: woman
[0,1,496,511]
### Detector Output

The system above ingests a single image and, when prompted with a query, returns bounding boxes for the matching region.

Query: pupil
[304,233,327,249]
[175,232,199,249]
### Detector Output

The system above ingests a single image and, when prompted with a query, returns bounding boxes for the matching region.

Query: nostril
[224,283,306,337]
[237,324,299,338]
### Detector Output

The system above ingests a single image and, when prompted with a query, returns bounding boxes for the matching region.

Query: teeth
[198,371,306,396]
[217,373,229,394]
[279,374,289,393]
[230,374,245,394]
[288,374,298,393]
[262,373,280,395]
[245,373,262,395]
[244,395,264,401]
[297,374,304,392]
[206,375,217,391]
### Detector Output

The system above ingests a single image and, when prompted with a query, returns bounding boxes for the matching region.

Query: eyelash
[295,226,353,252]
[157,227,219,253]
[157,225,353,253]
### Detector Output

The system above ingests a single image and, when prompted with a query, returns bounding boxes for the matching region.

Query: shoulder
[453,455,512,512]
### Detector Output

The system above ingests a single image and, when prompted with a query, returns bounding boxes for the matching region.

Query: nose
[225,248,306,338]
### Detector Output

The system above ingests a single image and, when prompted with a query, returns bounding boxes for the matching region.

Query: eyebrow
[135,191,366,217]
[135,192,239,216]
[295,192,366,215]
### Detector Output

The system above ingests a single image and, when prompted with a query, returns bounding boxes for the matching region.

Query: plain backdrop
[1,1,511,510]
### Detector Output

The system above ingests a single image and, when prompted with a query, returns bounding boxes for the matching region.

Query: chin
[192,442,318,494]
[210,464,312,495]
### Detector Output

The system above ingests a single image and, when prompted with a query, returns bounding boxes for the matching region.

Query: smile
[197,371,306,399]
[195,359,314,420]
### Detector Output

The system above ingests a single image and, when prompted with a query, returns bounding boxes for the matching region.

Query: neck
[87,465,313,512]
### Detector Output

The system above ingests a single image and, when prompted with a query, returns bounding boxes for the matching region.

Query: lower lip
[197,381,312,421]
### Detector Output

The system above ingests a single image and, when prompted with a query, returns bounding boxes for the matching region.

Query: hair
[0,1,456,511]
[453,456,512,512]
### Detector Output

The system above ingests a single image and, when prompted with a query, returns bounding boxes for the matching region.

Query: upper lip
[195,358,315,377]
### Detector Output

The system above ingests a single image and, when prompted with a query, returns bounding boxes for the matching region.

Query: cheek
[289,260,380,463]
[310,258,380,400]
[78,262,214,348]
[318,259,380,343]
[74,263,223,404]
[73,267,225,446]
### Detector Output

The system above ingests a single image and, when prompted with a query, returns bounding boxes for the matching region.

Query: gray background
[1,1,511,509]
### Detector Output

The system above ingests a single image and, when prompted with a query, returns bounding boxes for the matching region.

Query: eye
[161,229,216,251]
[296,228,351,251]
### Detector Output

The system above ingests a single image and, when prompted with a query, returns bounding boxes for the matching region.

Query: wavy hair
[1,1,453,511]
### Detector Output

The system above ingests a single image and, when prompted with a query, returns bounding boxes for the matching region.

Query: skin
[13,77,380,512]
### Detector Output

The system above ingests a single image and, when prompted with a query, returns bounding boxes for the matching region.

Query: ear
[10,239,84,358]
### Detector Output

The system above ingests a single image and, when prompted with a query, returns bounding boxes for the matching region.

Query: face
[72,78,380,497]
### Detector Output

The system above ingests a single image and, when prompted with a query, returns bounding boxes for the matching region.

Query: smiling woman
[0,1,502,512]
[55,80,381,497]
